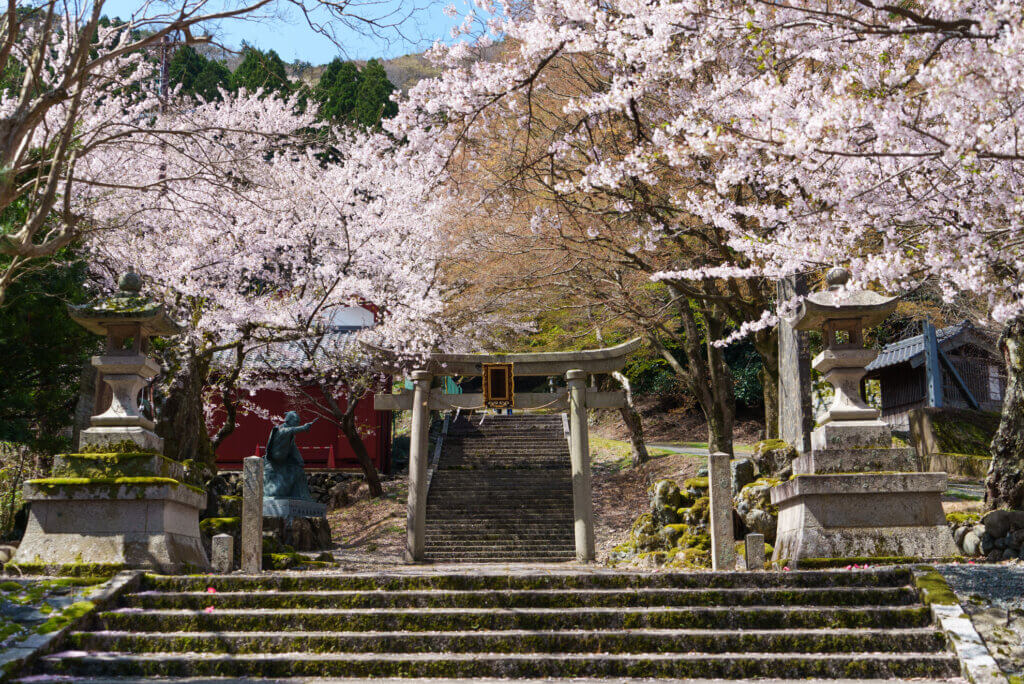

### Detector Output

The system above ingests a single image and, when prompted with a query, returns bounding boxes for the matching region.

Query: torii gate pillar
[566,369,596,562]
[406,370,432,562]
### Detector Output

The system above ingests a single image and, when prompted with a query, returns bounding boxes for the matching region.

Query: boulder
[962,531,982,556]
[982,509,1024,539]
[752,439,798,479]
[731,458,757,493]
[953,526,968,547]
[733,478,780,545]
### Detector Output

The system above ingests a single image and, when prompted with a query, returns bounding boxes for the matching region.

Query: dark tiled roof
[865,320,973,372]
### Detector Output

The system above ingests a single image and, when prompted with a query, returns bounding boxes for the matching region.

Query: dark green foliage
[169,46,232,102]
[724,338,763,408]
[315,59,361,122]
[312,58,398,127]
[0,253,97,452]
[353,59,398,127]
[232,46,292,95]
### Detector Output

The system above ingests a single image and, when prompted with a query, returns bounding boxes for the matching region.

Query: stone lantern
[793,267,896,449]
[11,271,209,572]
[770,268,957,565]
[69,269,182,452]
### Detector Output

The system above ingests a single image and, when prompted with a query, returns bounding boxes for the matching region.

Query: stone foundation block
[771,473,957,564]
[11,481,209,572]
[79,426,164,453]
[811,421,891,450]
[793,448,919,475]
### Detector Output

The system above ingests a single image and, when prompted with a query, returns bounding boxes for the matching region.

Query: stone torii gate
[374,338,640,563]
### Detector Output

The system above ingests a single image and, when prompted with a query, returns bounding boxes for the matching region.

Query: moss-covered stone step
[68,627,947,655]
[94,605,933,632]
[120,586,919,610]
[37,650,960,679]
[141,568,915,592]
[423,554,576,563]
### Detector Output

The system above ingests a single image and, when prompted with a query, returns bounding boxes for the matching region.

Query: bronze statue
[264,411,316,500]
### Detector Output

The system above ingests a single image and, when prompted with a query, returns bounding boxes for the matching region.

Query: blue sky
[101,0,461,63]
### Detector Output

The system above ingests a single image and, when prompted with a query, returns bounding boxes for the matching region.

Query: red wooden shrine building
[210,305,393,473]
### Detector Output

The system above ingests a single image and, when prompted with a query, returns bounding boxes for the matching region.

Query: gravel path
[938,563,1024,611]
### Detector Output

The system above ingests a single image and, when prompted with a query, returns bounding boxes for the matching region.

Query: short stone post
[744,533,765,571]
[212,534,234,573]
[708,452,736,571]
[566,369,596,562]
[242,456,263,573]
[406,370,433,563]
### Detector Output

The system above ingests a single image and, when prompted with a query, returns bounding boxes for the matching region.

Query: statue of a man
[264,411,316,500]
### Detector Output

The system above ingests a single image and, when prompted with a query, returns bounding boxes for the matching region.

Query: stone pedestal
[11,454,208,572]
[263,498,326,518]
[262,498,331,552]
[772,436,957,565]
[772,472,957,563]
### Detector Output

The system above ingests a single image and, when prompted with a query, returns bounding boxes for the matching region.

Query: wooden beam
[923,322,943,408]
[937,347,981,410]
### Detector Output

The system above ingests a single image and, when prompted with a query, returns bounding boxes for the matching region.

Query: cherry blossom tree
[0,0,438,305]
[85,86,455,476]
[394,0,1024,504]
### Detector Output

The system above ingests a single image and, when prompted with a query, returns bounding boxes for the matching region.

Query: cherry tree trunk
[336,394,384,498]
[986,317,1024,510]
[156,345,216,480]
[755,327,780,440]
[611,371,649,467]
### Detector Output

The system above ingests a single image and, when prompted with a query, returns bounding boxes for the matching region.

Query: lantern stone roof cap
[792,268,898,331]
[68,270,184,337]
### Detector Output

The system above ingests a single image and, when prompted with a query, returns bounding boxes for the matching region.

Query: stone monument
[262,412,331,550]
[771,268,958,565]
[12,271,209,572]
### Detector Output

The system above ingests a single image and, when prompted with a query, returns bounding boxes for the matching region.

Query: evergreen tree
[169,46,231,101]
[0,251,97,452]
[192,60,232,101]
[353,59,397,128]
[314,58,361,123]
[232,45,291,95]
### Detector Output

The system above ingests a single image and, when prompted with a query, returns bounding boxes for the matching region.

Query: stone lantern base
[771,448,958,566]
[10,453,209,573]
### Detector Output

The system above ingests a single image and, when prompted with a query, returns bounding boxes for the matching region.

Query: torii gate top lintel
[421,337,641,377]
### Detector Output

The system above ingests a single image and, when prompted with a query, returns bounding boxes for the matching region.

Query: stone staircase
[424,413,576,562]
[31,568,961,680]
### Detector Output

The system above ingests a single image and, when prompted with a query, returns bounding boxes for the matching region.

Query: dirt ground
[592,395,765,446]
[590,444,705,563]
[326,478,407,569]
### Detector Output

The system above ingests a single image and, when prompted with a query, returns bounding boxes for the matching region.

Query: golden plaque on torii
[482,363,514,408]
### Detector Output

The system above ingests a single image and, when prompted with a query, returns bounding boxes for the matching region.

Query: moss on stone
[797,556,962,569]
[200,517,241,535]
[913,567,959,606]
[53,452,180,479]
[754,439,790,453]
[945,511,982,526]
[5,562,124,577]
[80,441,158,455]
[684,477,709,490]
[929,410,1001,456]
[36,600,95,634]
[27,476,203,497]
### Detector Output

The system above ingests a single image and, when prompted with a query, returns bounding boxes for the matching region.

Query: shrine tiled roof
[865,320,974,372]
